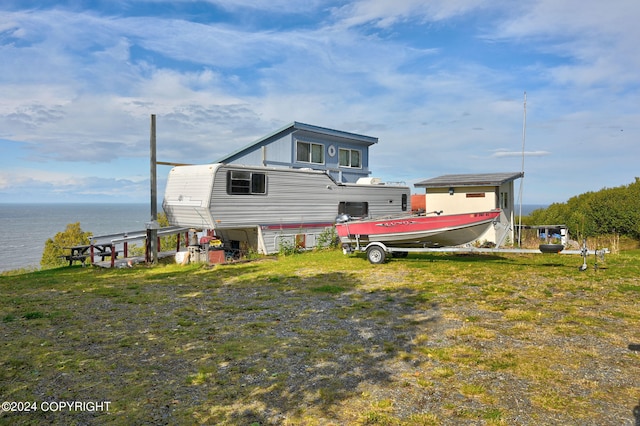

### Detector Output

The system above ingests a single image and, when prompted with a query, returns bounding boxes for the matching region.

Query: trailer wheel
[366,245,386,264]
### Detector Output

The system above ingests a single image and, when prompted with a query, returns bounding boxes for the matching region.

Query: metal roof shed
[414,172,524,245]
[414,172,524,189]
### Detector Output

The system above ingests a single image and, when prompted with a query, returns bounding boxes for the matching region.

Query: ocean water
[0,203,152,272]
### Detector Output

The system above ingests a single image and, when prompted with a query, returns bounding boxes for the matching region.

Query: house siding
[426,185,497,215]
[163,164,410,254]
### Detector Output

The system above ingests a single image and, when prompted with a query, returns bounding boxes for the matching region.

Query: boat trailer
[342,238,608,270]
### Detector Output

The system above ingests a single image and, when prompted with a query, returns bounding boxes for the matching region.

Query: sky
[0,0,638,205]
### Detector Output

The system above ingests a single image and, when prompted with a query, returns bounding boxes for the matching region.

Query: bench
[94,250,121,261]
[59,251,120,267]
[60,254,87,266]
[63,243,119,266]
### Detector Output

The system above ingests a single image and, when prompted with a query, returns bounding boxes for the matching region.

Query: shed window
[500,192,508,209]
[296,141,324,164]
[227,171,267,195]
[339,148,361,168]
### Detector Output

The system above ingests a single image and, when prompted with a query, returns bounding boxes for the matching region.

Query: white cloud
[330,0,489,29]
[492,0,640,87]
[0,167,149,202]
[0,168,84,188]
[199,0,331,14]
[491,150,550,158]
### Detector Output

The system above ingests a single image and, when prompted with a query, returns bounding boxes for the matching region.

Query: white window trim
[338,148,362,169]
[296,140,325,165]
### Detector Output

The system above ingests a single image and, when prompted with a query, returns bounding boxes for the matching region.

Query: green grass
[0,249,639,425]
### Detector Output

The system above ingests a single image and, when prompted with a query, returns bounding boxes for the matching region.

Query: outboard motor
[335,214,352,224]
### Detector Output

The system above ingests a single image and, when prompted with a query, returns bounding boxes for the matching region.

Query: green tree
[158,213,180,252]
[41,222,93,269]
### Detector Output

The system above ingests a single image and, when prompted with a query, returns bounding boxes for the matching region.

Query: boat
[335,210,501,248]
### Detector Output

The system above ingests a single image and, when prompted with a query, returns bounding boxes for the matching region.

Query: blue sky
[1,0,638,205]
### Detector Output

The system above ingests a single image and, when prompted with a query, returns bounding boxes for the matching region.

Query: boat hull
[336,210,501,248]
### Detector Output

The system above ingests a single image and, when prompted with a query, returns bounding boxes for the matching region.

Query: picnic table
[60,226,190,267]
[62,243,119,266]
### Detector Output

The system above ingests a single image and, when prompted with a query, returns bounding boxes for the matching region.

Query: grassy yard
[1,249,639,425]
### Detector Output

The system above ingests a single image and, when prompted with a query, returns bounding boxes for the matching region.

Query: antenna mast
[517,92,526,246]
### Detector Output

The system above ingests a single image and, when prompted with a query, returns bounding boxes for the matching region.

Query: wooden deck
[92,251,179,268]
[60,225,191,268]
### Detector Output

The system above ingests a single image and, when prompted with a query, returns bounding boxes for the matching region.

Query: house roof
[414,172,524,188]
[217,121,378,163]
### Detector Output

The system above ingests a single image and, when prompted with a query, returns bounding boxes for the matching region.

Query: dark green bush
[527,178,640,239]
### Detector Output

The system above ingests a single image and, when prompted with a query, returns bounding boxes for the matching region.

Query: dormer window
[296,141,324,164]
[339,148,361,168]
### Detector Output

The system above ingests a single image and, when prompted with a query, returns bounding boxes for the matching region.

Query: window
[296,141,324,164]
[338,202,369,218]
[500,192,509,209]
[227,170,267,195]
[338,148,361,168]
[402,194,408,211]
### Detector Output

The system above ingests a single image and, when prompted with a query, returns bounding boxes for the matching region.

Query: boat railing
[340,210,443,223]
[413,210,443,217]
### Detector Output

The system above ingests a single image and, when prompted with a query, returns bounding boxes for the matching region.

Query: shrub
[527,178,640,240]
[40,222,92,269]
[316,226,339,250]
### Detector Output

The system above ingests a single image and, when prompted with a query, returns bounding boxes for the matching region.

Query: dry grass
[1,249,639,425]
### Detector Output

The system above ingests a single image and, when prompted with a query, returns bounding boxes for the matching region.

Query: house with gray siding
[217,121,376,183]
